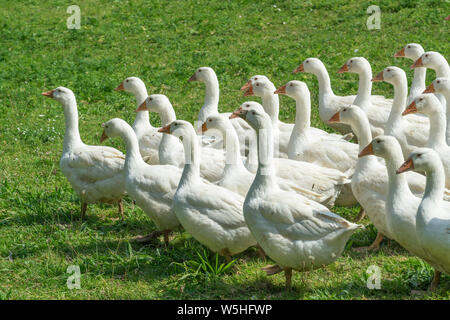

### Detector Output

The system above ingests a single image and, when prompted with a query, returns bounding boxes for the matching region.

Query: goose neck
[62,98,83,153]
[221,124,246,172]
[427,111,447,148]
[422,163,445,204]
[202,77,219,113]
[292,93,311,132]
[386,77,408,130]
[179,130,201,186]
[314,66,334,97]
[132,85,153,130]
[385,148,412,199]
[352,116,373,153]
[261,94,280,126]
[251,122,277,192]
[121,125,145,172]
[353,67,372,107]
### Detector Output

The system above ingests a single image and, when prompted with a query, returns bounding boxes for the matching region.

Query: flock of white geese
[40,43,449,291]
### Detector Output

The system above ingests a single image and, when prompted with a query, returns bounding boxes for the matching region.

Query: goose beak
[188,73,197,82]
[136,100,147,112]
[292,63,304,74]
[158,124,171,134]
[100,130,108,143]
[274,85,286,95]
[411,57,423,69]
[240,80,251,91]
[327,111,340,124]
[358,143,374,158]
[115,83,124,91]
[396,158,414,174]
[243,84,254,97]
[338,64,349,73]
[423,83,435,94]
[42,90,54,98]
[201,122,208,132]
[402,101,417,116]
[371,71,384,82]
[394,48,405,58]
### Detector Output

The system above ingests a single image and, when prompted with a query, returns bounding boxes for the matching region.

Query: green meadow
[0,0,449,299]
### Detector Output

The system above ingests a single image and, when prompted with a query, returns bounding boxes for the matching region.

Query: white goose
[115,77,161,164]
[188,66,255,154]
[359,136,442,290]
[275,80,359,175]
[403,94,450,188]
[233,106,361,290]
[328,105,443,250]
[235,102,352,208]
[101,118,181,245]
[394,43,426,105]
[159,120,256,261]
[138,94,226,183]
[372,66,429,158]
[42,87,125,219]
[424,77,450,145]
[397,148,450,290]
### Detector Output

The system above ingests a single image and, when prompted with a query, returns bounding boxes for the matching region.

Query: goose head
[231,105,270,131]
[394,43,424,61]
[396,148,439,175]
[359,135,398,159]
[137,94,171,113]
[202,114,230,134]
[115,77,145,94]
[42,86,76,105]
[338,57,370,74]
[241,76,275,97]
[100,118,128,142]
[403,94,442,117]
[372,66,406,85]
[424,77,450,94]
[158,120,194,141]
[328,105,363,127]
[274,80,309,100]
[411,51,446,70]
[230,101,266,120]
[293,58,324,75]
[188,67,217,83]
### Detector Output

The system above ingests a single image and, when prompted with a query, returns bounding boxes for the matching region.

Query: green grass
[0,0,449,299]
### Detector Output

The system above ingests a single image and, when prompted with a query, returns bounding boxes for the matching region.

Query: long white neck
[219,122,247,175]
[201,75,220,115]
[351,112,375,171]
[408,67,426,104]
[386,75,408,134]
[178,129,201,187]
[433,59,450,78]
[291,91,311,134]
[426,109,447,148]
[157,102,180,165]
[418,159,446,225]
[261,93,280,127]
[385,145,413,206]
[439,90,450,144]
[353,65,372,107]
[62,97,83,153]
[120,124,146,173]
[132,84,153,130]
[313,65,335,97]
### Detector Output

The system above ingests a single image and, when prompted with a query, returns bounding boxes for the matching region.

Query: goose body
[101,118,181,242]
[42,87,125,218]
[160,120,256,258]
[234,106,361,289]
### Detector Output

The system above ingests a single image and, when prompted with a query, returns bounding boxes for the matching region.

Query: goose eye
[252,111,256,115]
[245,104,249,107]
[126,80,129,82]
[407,46,411,48]
[350,60,353,63]
[343,108,347,112]
[419,98,423,101]
[306,60,309,63]
[417,154,422,158]
[376,140,380,143]
[290,83,293,86]
[256,83,259,86]
[437,80,440,84]
[254,77,258,80]
[149,98,152,101]
[425,54,428,58]
[198,69,201,72]
[174,123,178,126]
[387,69,391,72]
[208,119,212,122]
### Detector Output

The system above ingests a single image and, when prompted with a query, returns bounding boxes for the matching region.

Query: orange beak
[201,122,208,132]
[292,63,304,74]
[338,64,349,73]
[230,108,247,119]
[100,130,108,143]
[158,124,171,134]
[240,80,251,91]
[115,83,124,91]
[396,158,414,174]
[411,57,423,69]
[136,100,147,112]
[423,83,435,94]
[358,143,374,158]
[42,90,54,98]
[274,85,286,95]
[328,111,340,124]
[394,48,405,58]
[371,71,384,82]
[402,101,418,116]
[243,84,254,97]
[188,73,197,82]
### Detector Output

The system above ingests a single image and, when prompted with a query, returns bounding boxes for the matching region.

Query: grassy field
[0,0,449,299]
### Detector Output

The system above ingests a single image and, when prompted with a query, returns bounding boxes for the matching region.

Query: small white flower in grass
[354,48,359,53]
